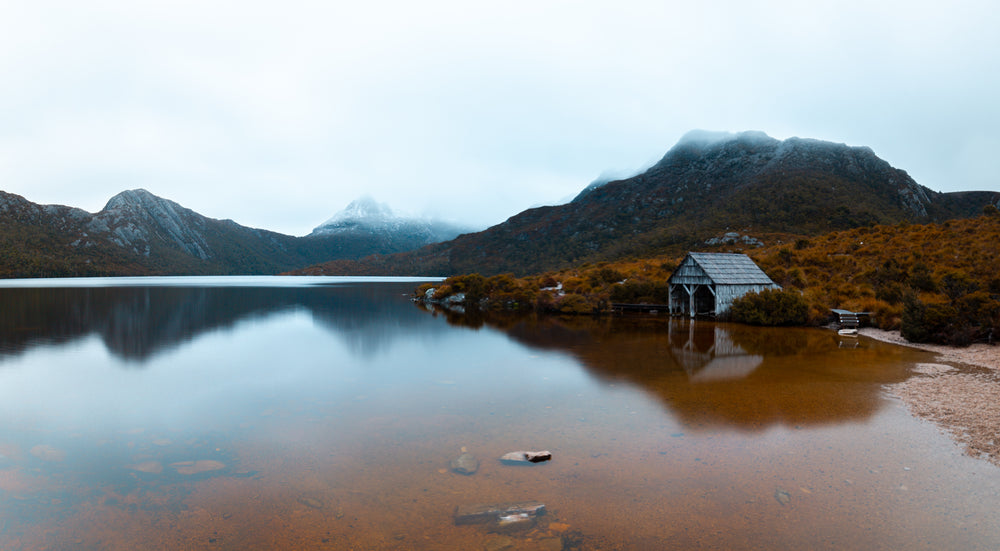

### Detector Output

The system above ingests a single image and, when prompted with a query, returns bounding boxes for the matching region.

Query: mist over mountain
[0,190,466,277]
[310,195,470,242]
[295,131,1000,277]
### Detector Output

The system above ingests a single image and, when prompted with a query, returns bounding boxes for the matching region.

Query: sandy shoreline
[860,328,1000,370]
[860,328,1000,467]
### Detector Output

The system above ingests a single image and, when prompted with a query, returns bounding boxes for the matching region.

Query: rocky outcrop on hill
[99,189,213,259]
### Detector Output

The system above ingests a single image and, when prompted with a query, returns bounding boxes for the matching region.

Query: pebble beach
[862,328,1000,467]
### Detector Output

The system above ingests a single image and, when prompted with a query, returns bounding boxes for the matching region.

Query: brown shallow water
[1,278,999,550]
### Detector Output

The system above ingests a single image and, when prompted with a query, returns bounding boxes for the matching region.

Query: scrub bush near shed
[729,288,810,326]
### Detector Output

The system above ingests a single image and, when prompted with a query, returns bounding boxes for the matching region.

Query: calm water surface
[0,277,998,550]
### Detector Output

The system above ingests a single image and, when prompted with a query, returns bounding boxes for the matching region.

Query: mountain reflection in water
[0,282,440,363]
[0,284,910,431]
[3,280,999,550]
[0,284,917,433]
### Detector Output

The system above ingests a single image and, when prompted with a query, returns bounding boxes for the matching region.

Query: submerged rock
[548,522,571,533]
[454,501,546,525]
[297,495,324,509]
[774,488,791,506]
[170,460,226,475]
[483,536,515,551]
[450,452,480,475]
[126,460,164,474]
[499,451,552,464]
[490,512,536,533]
[30,445,66,462]
[0,443,21,462]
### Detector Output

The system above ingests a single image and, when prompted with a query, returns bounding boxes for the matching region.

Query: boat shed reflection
[669,322,763,382]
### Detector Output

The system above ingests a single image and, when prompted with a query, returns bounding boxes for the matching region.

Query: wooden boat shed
[668,252,779,318]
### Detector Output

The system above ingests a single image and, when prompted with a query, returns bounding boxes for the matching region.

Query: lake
[0,277,998,550]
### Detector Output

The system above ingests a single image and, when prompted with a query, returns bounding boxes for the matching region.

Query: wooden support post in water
[687,284,695,318]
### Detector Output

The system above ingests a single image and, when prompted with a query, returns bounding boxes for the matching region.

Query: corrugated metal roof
[685,252,776,285]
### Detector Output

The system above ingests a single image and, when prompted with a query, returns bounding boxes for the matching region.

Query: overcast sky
[1,1,998,236]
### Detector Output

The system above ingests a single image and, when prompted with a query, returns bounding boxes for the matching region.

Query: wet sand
[863,328,1000,467]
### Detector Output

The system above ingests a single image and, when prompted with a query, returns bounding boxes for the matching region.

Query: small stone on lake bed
[30,445,66,462]
[450,452,479,475]
[454,501,546,525]
[549,522,569,534]
[490,513,536,533]
[126,461,164,474]
[500,451,552,464]
[170,460,226,475]
[297,495,324,509]
[483,536,515,551]
[548,522,571,533]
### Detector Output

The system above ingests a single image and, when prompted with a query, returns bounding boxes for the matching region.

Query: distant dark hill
[295,131,1000,277]
[0,189,466,277]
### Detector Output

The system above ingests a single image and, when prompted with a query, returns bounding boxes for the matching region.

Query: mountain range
[296,131,1000,277]
[3,130,997,278]
[0,189,470,277]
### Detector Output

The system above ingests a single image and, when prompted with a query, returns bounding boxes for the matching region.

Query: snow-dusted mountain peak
[320,195,394,227]
[309,196,472,243]
[311,196,400,236]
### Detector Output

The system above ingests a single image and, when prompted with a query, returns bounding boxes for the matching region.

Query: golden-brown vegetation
[420,212,1000,345]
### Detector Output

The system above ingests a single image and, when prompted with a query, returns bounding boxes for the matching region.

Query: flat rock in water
[170,460,226,475]
[454,501,546,525]
[126,461,164,474]
[30,445,66,462]
[0,443,22,461]
[450,452,479,475]
[297,495,324,509]
[489,512,536,534]
[548,522,571,533]
[499,450,552,464]
[483,536,515,551]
